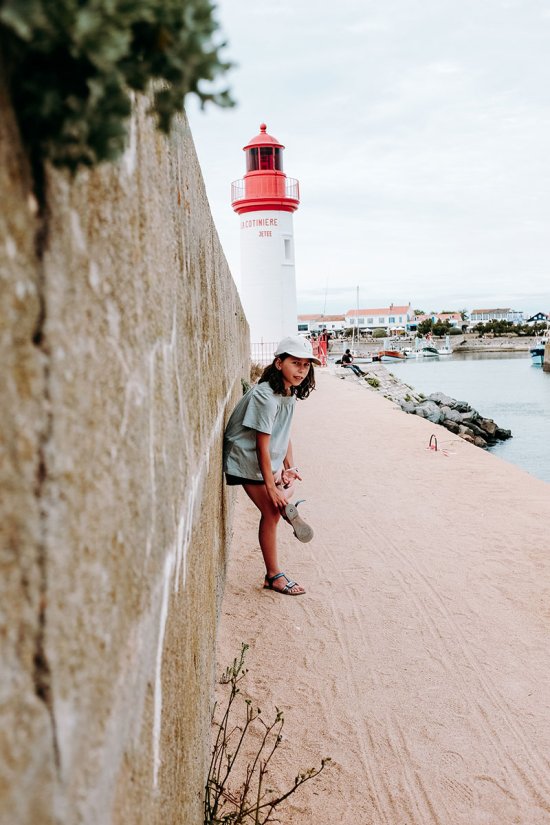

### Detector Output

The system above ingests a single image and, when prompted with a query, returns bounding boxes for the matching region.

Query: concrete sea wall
[0,86,248,825]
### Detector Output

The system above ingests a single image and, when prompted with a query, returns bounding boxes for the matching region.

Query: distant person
[223,336,319,596]
[318,331,328,364]
[341,348,366,377]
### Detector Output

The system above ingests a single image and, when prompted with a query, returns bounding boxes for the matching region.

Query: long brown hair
[259,354,316,399]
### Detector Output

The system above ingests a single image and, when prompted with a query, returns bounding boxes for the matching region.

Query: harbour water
[389,352,550,484]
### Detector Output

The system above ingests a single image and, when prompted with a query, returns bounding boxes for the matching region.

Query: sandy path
[215,370,550,824]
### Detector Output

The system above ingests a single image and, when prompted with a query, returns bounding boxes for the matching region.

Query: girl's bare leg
[242,483,305,595]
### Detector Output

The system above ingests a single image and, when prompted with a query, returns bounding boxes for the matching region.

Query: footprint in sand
[474,775,522,824]
[439,750,477,821]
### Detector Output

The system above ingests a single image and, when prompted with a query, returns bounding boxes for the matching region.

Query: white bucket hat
[274,335,321,365]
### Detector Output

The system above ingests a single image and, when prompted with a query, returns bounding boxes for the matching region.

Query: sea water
[389,352,550,484]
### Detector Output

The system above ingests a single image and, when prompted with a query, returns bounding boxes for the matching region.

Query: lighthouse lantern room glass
[246,146,283,172]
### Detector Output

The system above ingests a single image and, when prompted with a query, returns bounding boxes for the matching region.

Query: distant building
[470,308,523,324]
[413,312,463,328]
[525,312,548,325]
[345,303,413,332]
[297,314,346,334]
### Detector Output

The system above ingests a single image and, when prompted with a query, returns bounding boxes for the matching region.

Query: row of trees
[416,319,463,338]
[471,320,548,337]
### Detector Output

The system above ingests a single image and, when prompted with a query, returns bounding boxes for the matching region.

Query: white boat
[422,346,439,358]
[530,329,549,365]
[437,335,453,356]
[402,337,426,358]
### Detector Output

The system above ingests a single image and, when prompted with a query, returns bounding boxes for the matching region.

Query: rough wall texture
[0,88,249,825]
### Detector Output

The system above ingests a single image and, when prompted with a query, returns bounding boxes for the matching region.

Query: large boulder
[415,400,444,423]
[459,424,476,438]
[453,400,472,412]
[440,406,462,422]
[496,427,512,440]
[428,392,455,407]
[478,418,497,436]
[465,420,495,442]
[442,419,460,434]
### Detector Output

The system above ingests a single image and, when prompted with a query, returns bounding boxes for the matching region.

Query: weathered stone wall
[0,87,249,825]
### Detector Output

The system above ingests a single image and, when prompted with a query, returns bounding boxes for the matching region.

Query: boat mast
[352,285,359,352]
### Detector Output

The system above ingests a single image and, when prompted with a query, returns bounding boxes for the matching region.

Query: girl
[223,335,320,595]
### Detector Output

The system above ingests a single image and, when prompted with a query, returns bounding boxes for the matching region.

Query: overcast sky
[187,0,550,316]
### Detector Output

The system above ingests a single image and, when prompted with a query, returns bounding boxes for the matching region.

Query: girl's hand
[282,466,302,487]
[267,484,289,513]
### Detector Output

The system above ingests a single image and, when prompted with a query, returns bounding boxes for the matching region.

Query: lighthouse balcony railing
[231,177,300,204]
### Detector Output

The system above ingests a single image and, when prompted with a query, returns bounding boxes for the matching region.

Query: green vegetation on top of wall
[0,0,234,171]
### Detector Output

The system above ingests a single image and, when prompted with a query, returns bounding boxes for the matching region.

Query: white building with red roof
[414,312,463,327]
[345,303,413,332]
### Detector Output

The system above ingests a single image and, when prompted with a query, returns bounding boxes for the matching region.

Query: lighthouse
[231,123,300,350]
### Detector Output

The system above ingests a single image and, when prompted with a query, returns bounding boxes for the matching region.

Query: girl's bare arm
[283,440,302,482]
[283,439,294,470]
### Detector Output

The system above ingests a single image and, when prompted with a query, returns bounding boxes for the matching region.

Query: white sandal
[284,501,314,543]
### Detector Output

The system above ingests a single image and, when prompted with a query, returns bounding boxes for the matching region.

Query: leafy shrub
[366,377,379,388]
[372,328,386,338]
[0,0,234,171]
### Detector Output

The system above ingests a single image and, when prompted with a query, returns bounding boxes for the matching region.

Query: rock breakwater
[337,363,512,449]
[399,391,512,448]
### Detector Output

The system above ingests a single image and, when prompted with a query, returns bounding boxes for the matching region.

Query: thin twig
[204,645,331,824]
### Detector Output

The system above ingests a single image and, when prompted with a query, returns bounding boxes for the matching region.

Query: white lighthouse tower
[231,123,300,351]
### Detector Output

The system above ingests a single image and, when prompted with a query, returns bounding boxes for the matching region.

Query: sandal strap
[266,572,288,585]
[266,572,298,591]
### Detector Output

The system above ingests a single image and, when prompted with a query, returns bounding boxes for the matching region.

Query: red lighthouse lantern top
[231,123,300,215]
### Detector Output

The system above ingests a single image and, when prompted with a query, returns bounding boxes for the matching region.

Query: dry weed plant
[249,362,264,384]
[204,644,330,824]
